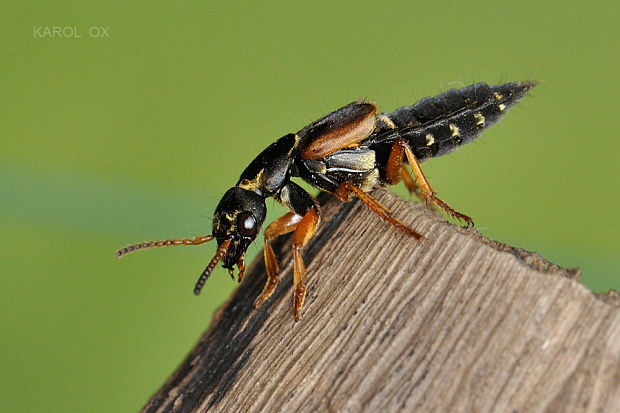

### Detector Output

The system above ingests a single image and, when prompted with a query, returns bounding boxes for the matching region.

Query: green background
[2,1,618,411]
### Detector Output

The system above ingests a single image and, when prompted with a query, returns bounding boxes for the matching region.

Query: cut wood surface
[143,189,620,413]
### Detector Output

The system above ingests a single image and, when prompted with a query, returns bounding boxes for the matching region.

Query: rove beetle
[117,81,536,320]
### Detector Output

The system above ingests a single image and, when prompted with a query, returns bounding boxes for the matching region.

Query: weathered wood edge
[142,189,619,412]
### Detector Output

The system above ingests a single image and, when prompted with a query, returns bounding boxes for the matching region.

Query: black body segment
[237,133,297,196]
[371,81,535,181]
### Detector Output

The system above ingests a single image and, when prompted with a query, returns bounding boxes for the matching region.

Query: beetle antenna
[194,239,231,295]
[116,235,214,258]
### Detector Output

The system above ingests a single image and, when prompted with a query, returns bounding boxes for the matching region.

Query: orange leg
[236,256,246,283]
[254,212,302,310]
[401,168,422,198]
[253,208,320,321]
[385,139,423,198]
[335,181,422,240]
[291,207,320,320]
[398,139,474,227]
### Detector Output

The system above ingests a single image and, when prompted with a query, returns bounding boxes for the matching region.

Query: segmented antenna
[194,239,231,295]
[115,235,214,258]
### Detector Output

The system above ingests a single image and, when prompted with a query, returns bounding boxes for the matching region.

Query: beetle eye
[237,212,257,237]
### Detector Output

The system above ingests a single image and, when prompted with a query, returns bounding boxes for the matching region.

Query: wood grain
[143,189,620,413]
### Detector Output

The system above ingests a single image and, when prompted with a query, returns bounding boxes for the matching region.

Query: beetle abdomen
[372,81,536,161]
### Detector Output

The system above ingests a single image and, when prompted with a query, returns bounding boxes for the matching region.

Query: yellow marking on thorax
[238,169,264,192]
[498,103,506,111]
[493,92,503,100]
[292,133,302,149]
[474,112,485,127]
[425,133,435,146]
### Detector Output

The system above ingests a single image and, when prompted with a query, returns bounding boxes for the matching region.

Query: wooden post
[143,189,620,412]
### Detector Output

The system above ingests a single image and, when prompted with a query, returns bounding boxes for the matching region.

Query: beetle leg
[255,182,321,320]
[236,256,246,283]
[291,207,320,321]
[254,212,302,309]
[399,138,474,227]
[385,138,405,184]
[385,139,423,198]
[401,168,422,198]
[335,181,422,240]
[276,182,322,320]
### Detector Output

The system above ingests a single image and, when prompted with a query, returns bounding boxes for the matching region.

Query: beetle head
[116,186,266,296]
[211,187,266,269]
[193,187,266,294]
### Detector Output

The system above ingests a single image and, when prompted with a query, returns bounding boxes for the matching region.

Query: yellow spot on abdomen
[498,103,506,111]
[449,123,460,138]
[474,113,485,127]
[425,134,435,146]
